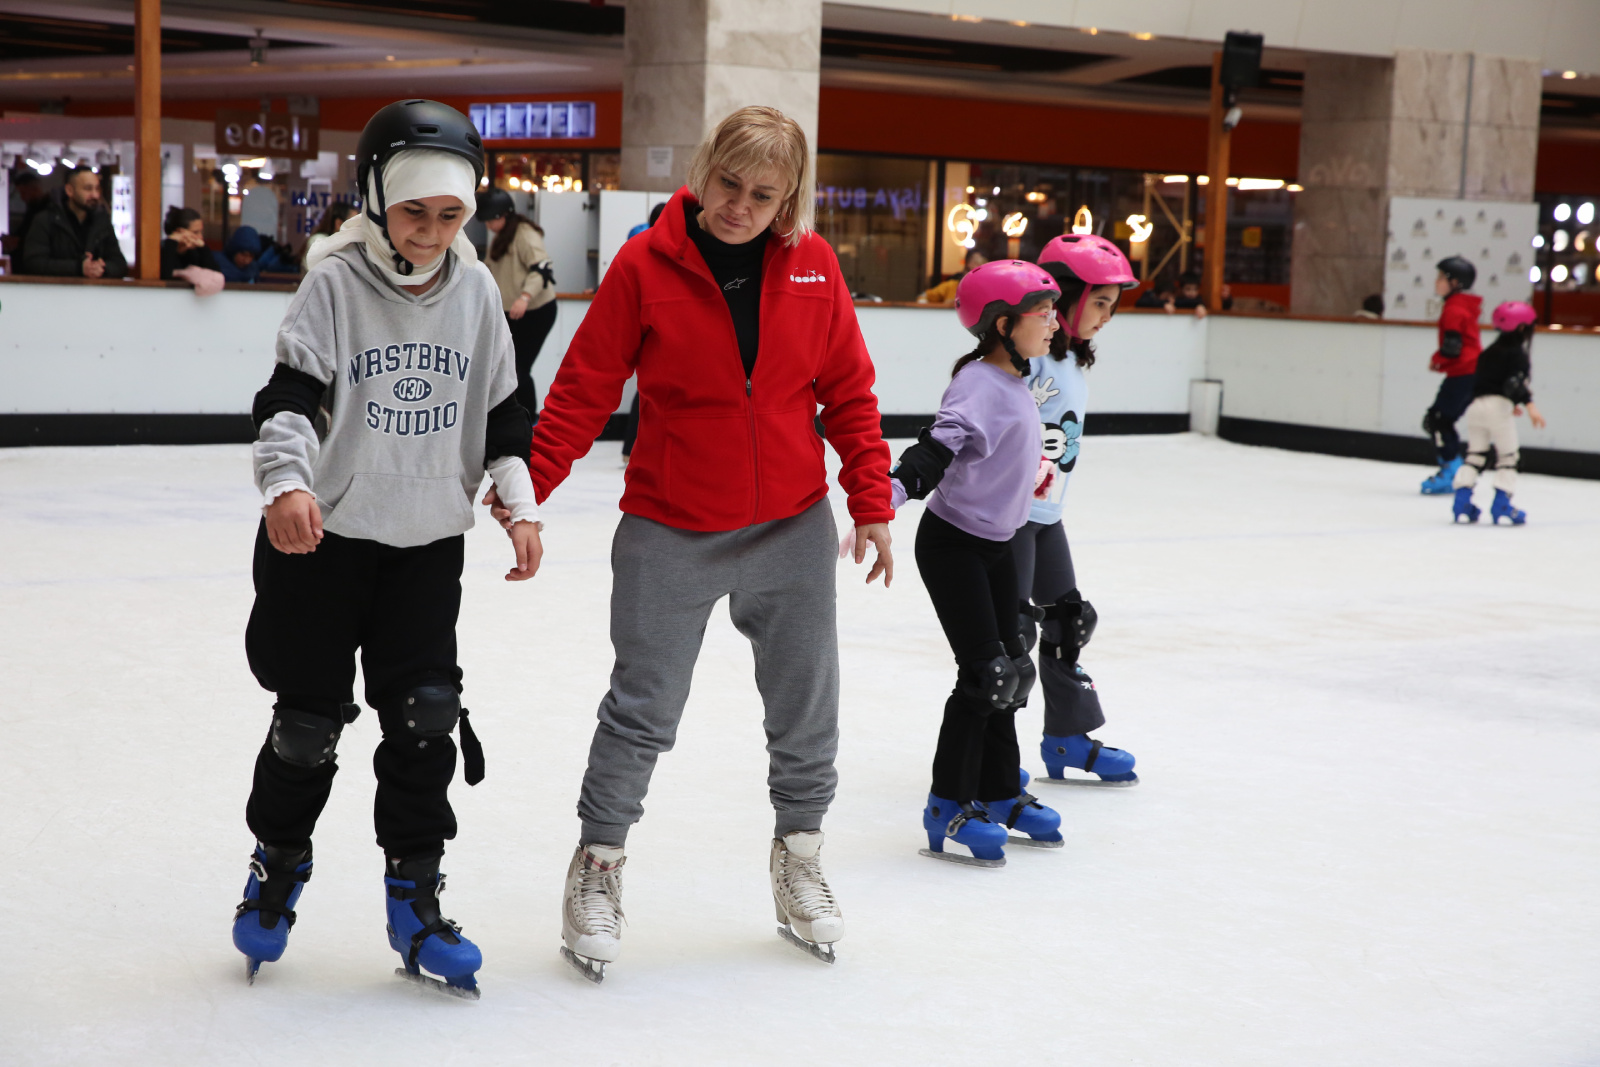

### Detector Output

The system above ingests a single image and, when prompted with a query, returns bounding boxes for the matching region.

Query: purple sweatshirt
[892,359,1041,541]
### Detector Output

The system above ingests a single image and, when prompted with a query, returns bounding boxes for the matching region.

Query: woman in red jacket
[499,107,893,979]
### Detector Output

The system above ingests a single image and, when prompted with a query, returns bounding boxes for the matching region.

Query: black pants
[1010,520,1106,737]
[507,300,557,419]
[244,523,465,857]
[1428,374,1476,465]
[915,509,1022,803]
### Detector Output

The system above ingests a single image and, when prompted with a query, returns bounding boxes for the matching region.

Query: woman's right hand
[482,486,514,530]
[265,489,323,554]
[509,293,531,321]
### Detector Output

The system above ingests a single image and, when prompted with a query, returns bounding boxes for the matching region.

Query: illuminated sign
[1072,206,1093,235]
[470,102,596,141]
[214,109,320,160]
[1124,214,1153,242]
[1001,212,1027,237]
[816,185,924,221]
[947,203,979,249]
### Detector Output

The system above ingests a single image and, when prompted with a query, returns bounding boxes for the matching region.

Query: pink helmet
[955,259,1061,339]
[1037,234,1138,339]
[1491,301,1538,332]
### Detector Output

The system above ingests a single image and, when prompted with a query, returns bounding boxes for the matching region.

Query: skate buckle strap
[1083,740,1103,773]
[407,916,464,970]
[235,899,297,927]
[1003,793,1040,829]
[944,802,992,837]
[1039,639,1067,661]
[248,854,311,885]
[386,871,443,902]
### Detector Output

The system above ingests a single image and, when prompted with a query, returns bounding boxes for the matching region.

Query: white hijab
[306,148,478,287]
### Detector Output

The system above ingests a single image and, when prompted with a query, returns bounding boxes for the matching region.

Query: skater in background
[1015,234,1140,788]
[1420,256,1482,494]
[233,100,542,998]
[478,187,557,419]
[889,260,1065,869]
[489,106,892,980]
[1451,301,1546,525]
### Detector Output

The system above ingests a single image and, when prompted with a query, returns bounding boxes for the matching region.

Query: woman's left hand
[853,522,893,587]
[482,485,514,530]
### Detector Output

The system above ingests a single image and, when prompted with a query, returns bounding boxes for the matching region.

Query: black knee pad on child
[1039,589,1097,663]
[270,705,346,769]
[399,684,461,739]
[958,655,1020,711]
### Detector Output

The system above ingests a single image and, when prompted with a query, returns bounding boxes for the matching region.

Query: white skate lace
[779,850,839,921]
[571,858,624,936]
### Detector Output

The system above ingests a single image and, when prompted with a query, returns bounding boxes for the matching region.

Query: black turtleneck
[686,199,768,380]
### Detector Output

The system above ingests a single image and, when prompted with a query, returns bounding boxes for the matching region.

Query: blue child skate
[233,843,312,983]
[981,781,1063,848]
[1452,486,1481,523]
[920,794,1007,868]
[385,853,483,998]
[1039,733,1138,786]
[1421,457,1463,495]
[1490,488,1526,525]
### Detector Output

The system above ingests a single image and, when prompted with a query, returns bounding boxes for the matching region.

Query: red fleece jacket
[528,187,893,532]
[1430,291,1482,377]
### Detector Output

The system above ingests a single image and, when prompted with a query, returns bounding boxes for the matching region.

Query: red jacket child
[527,187,893,532]
[1430,291,1483,377]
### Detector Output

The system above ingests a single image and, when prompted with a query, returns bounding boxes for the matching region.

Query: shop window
[814,153,931,302]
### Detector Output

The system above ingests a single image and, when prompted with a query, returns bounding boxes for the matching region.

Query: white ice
[2,435,1598,1066]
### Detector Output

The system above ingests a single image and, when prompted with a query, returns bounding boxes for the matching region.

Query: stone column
[621,0,822,193]
[1291,49,1542,317]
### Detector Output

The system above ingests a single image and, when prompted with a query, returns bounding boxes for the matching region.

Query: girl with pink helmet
[881,259,1064,866]
[1449,301,1547,524]
[1009,233,1143,789]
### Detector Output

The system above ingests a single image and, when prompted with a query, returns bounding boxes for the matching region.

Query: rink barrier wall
[3,278,1599,476]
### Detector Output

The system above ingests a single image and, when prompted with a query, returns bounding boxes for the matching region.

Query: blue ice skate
[384,853,483,999]
[1490,488,1526,525]
[1039,733,1138,786]
[1421,457,1463,495]
[920,794,1007,868]
[233,843,312,983]
[1452,486,1480,523]
[981,786,1063,848]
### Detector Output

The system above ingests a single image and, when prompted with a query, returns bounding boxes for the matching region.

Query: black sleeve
[1439,330,1463,359]
[890,427,955,500]
[1506,348,1533,404]
[159,240,179,280]
[251,363,327,431]
[484,392,533,468]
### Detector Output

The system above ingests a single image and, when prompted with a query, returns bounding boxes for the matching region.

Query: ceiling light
[1196,175,1210,185]
[1236,178,1285,191]
[1131,31,1154,40]
[1551,263,1569,283]
[1224,177,1239,186]
[385,55,396,61]
[1083,27,1098,35]
[1530,266,1541,283]
[1554,202,1572,221]
[1561,70,1577,79]
[1286,183,1304,192]
[1578,202,1595,225]
[1532,234,1545,248]
[1553,229,1569,251]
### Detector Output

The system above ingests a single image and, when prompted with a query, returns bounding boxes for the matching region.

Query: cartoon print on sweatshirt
[1030,369,1080,506]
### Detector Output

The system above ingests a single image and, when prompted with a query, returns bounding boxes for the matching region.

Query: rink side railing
[2,276,1597,477]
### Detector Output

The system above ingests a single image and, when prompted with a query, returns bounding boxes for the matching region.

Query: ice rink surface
[3,433,1598,1067]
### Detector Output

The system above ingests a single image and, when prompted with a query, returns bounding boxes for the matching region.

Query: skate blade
[777,924,837,964]
[1007,834,1064,848]
[245,958,261,985]
[918,847,1005,869]
[1036,772,1139,788]
[559,946,607,985]
[394,967,481,1001]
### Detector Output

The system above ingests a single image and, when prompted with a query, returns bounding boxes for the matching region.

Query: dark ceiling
[0,14,319,61]
[821,29,1108,75]
[280,0,623,35]
[1118,65,1305,92]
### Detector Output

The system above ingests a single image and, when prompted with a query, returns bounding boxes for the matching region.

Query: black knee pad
[958,655,1020,711]
[1009,652,1037,710]
[1421,408,1447,436]
[270,705,345,769]
[1018,600,1045,654]
[400,684,461,739]
[1040,590,1097,661]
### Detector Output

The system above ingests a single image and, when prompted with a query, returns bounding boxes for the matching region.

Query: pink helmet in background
[954,259,1061,339]
[1491,301,1538,332]
[1037,234,1139,338]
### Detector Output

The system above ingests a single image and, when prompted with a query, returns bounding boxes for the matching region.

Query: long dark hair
[488,211,544,262]
[311,201,356,237]
[1047,276,1105,368]
[950,294,1054,378]
[163,206,201,235]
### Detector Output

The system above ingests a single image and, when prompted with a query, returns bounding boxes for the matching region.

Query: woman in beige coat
[478,188,557,416]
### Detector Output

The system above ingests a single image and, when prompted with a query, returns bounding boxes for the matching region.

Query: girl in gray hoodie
[231,100,540,998]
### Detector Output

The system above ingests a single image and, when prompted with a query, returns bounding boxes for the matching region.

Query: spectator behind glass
[2,171,50,258]
[213,224,293,283]
[302,201,357,267]
[20,166,128,279]
[1355,293,1385,319]
[160,207,209,277]
[1135,284,1175,311]
[920,247,988,304]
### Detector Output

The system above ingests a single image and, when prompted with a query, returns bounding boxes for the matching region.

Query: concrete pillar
[1291,49,1542,317]
[620,0,821,193]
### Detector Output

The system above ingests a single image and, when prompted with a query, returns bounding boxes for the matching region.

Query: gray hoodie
[253,244,518,548]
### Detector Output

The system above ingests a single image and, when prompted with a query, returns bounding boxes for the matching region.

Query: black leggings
[1010,520,1106,736]
[1428,374,1476,466]
[914,509,1023,803]
[507,300,557,419]
[244,524,465,857]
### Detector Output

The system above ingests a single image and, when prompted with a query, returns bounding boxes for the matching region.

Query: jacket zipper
[746,373,760,525]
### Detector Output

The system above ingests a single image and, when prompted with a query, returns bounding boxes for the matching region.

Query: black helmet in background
[1436,255,1477,290]
[356,99,485,274]
[476,187,515,222]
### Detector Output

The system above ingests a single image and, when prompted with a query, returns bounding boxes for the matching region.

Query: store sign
[470,102,596,141]
[214,110,320,160]
[816,185,924,221]
[111,175,134,264]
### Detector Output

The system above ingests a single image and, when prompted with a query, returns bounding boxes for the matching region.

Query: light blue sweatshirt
[1025,354,1088,525]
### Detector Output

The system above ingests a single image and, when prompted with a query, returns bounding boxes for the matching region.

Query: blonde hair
[686,106,813,248]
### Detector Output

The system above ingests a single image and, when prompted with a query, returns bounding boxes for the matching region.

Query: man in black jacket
[21,167,128,279]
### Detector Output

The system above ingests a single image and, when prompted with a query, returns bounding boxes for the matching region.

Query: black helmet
[356,99,485,274]
[476,187,515,221]
[1436,255,1476,290]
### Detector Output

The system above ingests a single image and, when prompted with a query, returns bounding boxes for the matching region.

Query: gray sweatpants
[578,499,841,846]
